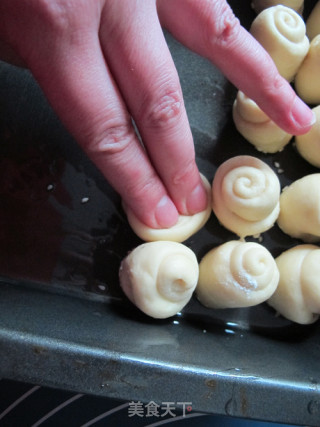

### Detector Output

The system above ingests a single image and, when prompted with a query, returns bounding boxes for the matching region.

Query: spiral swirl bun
[212,156,280,238]
[119,241,199,318]
[233,91,292,153]
[268,245,320,324]
[197,241,279,309]
[277,174,320,242]
[250,5,309,81]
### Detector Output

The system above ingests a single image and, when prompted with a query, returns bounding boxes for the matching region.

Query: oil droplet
[226,322,238,328]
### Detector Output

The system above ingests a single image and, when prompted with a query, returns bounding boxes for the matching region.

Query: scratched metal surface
[0,1,320,425]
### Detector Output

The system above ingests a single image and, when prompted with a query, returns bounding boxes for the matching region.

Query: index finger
[157,0,315,135]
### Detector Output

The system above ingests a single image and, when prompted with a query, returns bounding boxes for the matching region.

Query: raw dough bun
[295,106,320,167]
[125,174,211,242]
[233,91,292,153]
[268,244,320,324]
[295,36,320,104]
[212,156,280,238]
[250,5,309,81]
[251,0,304,15]
[277,174,320,242]
[306,1,320,41]
[197,241,279,309]
[119,241,199,319]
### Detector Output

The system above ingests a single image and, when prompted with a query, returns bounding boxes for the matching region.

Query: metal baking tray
[1,1,320,425]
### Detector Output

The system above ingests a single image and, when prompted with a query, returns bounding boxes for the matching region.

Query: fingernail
[155,195,179,228]
[291,97,316,130]
[186,182,208,214]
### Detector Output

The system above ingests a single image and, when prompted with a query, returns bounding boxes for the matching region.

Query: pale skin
[0,0,315,229]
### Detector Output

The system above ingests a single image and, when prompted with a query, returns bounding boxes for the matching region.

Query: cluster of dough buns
[120,155,282,318]
[119,3,320,324]
[120,153,320,323]
[234,3,320,153]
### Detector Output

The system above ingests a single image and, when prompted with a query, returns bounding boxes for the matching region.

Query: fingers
[100,1,207,216]
[22,17,181,228]
[2,0,208,227]
[157,0,315,135]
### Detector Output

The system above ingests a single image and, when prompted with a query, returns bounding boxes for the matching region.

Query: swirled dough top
[250,5,309,81]
[268,244,320,324]
[197,240,279,309]
[125,175,212,242]
[277,174,320,242]
[212,155,280,238]
[119,241,199,318]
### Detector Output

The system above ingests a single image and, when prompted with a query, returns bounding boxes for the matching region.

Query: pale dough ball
[295,106,320,167]
[212,156,280,238]
[125,174,212,242]
[251,0,304,15]
[250,5,309,81]
[306,0,320,41]
[295,36,320,104]
[119,241,199,319]
[268,244,320,324]
[197,240,279,309]
[277,174,320,242]
[233,91,292,153]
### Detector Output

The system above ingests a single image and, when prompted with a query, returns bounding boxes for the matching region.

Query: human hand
[0,0,314,229]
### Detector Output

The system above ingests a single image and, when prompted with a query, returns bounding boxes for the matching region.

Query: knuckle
[205,2,241,49]
[143,87,184,129]
[29,0,91,35]
[83,121,135,157]
[32,0,72,32]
